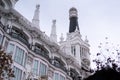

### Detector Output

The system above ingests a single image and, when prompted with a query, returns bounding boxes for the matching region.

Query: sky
[15,0,120,67]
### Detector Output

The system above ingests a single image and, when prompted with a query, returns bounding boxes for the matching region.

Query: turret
[69,7,80,33]
[50,20,57,43]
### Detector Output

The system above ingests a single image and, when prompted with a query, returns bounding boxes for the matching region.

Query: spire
[50,20,57,43]
[69,7,80,33]
[32,4,40,29]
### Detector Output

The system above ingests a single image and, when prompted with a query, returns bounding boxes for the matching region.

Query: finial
[36,4,40,9]
[85,36,89,43]
[69,7,78,18]
[53,20,56,24]
[60,33,64,42]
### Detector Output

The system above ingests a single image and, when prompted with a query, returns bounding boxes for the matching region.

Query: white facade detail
[0,1,91,80]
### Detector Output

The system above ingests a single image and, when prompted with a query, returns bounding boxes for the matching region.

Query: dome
[69,7,78,18]
[69,7,77,12]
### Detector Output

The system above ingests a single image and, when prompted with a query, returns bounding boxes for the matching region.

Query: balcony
[9,32,30,48]
[51,57,67,72]
[69,68,80,80]
[34,48,50,61]
[81,61,89,71]
[52,61,67,72]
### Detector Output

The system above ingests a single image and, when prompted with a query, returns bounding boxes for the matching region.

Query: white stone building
[0,0,91,80]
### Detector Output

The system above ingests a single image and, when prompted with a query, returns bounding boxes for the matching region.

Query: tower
[32,4,40,29]
[50,20,57,43]
[69,7,79,33]
[59,7,91,79]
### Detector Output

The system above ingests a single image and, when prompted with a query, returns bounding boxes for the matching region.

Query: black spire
[69,7,79,33]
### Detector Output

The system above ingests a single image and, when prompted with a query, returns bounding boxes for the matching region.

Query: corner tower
[60,7,91,79]
[69,7,79,33]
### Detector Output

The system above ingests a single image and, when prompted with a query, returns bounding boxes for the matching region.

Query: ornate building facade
[0,0,91,80]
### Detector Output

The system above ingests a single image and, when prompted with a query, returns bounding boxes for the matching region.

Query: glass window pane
[13,66,22,80]
[54,73,59,80]
[7,43,15,54]
[23,53,27,67]
[60,75,65,80]
[14,46,24,66]
[71,45,76,56]
[0,34,2,45]
[33,60,38,76]
[39,63,47,76]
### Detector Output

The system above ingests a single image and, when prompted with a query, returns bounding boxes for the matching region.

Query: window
[80,47,84,57]
[7,43,15,54]
[54,73,59,80]
[82,48,84,55]
[14,46,24,66]
[23,53,27,67]
[80,46,82,57]
[13,66,22,80]
[39,62,47,76]
[54,73,65,80]
[71,45,76,56]
[33,60,39,76]
[0,34,2,45]
[4,40,9,50]
[60,75,65,80]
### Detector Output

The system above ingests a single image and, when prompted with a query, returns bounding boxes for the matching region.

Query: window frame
[33,60,39,76]
[71,45,76,56]
[13,66,22,80]
[39,62,47,76]
[14,46,25,66]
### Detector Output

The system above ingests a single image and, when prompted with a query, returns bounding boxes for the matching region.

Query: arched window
[34,43,49,60]
[9,27,29,47]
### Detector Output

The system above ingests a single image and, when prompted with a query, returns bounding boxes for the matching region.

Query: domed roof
[69,7,77,12]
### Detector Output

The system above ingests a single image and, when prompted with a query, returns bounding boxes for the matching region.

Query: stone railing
[34,48,50,62]
[51,59,67,72]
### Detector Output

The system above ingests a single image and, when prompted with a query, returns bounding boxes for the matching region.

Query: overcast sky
[15,0,120,65]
